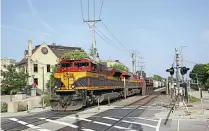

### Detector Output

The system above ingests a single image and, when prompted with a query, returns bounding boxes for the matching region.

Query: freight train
[50,58,153,111]
[153,80,165,89]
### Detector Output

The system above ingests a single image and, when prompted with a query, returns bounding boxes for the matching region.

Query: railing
[36,88,43,95]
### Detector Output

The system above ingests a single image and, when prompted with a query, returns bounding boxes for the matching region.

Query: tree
[168,76,177,82]
[189,64,208,84]
[110,63,129,72]
[1,65,28,97]
[204,64,209,89]
[189,64,209,90]
[153,74,163,81]
[205,64,209,74]
[46,65,58,90]
[60,50,89,61]
[136,71,146,78]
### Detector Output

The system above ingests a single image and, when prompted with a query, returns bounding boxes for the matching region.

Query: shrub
[40,95,51,107]
[1,103,8,112]
[189,95,200,103]
[17,104,28,112]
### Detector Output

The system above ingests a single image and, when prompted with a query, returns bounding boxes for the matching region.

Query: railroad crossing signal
[166,67,174,76]
[180,66,190,75]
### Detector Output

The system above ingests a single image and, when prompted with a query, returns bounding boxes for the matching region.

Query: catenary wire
[99,0,105,19]
[79,0,85,21]
[101,21,127,49]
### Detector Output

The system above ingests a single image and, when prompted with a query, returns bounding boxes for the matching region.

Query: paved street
[2,95,209,131]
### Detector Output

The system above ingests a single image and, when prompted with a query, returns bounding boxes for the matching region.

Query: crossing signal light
[166,67,174,76]
[180,66,190,75]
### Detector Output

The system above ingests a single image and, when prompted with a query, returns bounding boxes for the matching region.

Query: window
[34,64,38,72]
[75,62,89,67]
[34,78,38,86]
[47,64,50,72]
[61,63,72,67]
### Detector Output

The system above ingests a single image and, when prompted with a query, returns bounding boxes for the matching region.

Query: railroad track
[104,92,162,131]
[2,89,165,131]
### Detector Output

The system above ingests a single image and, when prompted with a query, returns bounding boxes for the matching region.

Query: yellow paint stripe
[56,86,142,92]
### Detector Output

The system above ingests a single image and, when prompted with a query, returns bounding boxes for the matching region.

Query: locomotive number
[64,73,74,78]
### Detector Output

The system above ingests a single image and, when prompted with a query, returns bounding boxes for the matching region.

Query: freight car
[50,58,145,111]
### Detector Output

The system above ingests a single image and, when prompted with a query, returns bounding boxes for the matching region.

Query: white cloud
[1,25,51,37]
[27,0,61,36]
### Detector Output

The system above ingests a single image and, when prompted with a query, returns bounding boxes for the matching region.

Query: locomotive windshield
[61,63,72,67]
[74,62,89,67]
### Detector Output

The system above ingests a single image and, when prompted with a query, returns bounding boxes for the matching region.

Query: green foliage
[168,76,177,82]
[189,95,200,103]
[17,104,28,112]
[1,103,8,112]
[110,63,129,72]
[89,48,97,57]
[40,95,51,106]
[60,50,89,61]
[136,71,146,78]
[189,64,209,89]
[153,74,163,81]
[1,65,28,94]
[46,65,58,90]
[205,64,209,74]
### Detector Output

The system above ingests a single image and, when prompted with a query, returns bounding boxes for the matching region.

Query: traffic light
[166,67,174,76]
[180,66,190,75]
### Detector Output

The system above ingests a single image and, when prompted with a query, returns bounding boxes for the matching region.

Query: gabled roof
[16,44,82,66]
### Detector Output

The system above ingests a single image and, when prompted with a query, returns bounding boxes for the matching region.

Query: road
[1,95,209,131]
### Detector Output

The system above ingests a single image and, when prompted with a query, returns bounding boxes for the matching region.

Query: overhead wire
[79,0,85,21]
[183,60,198,65]
[95,26,131,51]
[94,0,95,20]
[88,0,90,20]
[95,29,126,51]
[101,21,127,49]
[99,0,104,19]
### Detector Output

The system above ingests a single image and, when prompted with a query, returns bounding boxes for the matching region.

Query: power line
[101,21,127,49]
[95,30,125,51]
[88,0,90,20]
[183,60,198,65]
[79,0,85,21]
[99,0,105,19]
[94,0,95,20]
[95,27,126,50]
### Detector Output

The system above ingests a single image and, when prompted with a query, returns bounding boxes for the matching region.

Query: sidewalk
[189,90,209,99]
[1,106,52,118]
[155,90,209,120]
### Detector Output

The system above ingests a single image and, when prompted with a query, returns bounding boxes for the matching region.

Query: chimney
[115,60,119,62]
[28,40,32,56]
[28,40,33,85]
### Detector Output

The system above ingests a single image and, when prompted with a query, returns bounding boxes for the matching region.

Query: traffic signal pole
[175,48,182,103]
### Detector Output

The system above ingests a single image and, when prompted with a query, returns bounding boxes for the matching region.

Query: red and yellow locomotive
[50,58,145,111]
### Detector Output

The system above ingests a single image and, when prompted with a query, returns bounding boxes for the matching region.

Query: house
[0,58,16,82]
[101,59,122,67]
[16,40,81,91]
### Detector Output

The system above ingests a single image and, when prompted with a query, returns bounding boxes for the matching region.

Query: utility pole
[175,48,181,103]
[132,53,135,74]
[180,46,187,82]
[132,51,140,75]
[136,57,144,79]
[134,53,137,74]
[42,66,45,94]
[84,20,101,62]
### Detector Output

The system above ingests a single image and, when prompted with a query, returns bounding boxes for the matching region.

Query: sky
[1,0,209,78]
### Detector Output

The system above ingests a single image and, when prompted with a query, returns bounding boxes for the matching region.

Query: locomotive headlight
[71,85,75,88]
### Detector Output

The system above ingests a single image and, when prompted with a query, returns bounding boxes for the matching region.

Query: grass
[188,95,200,103]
